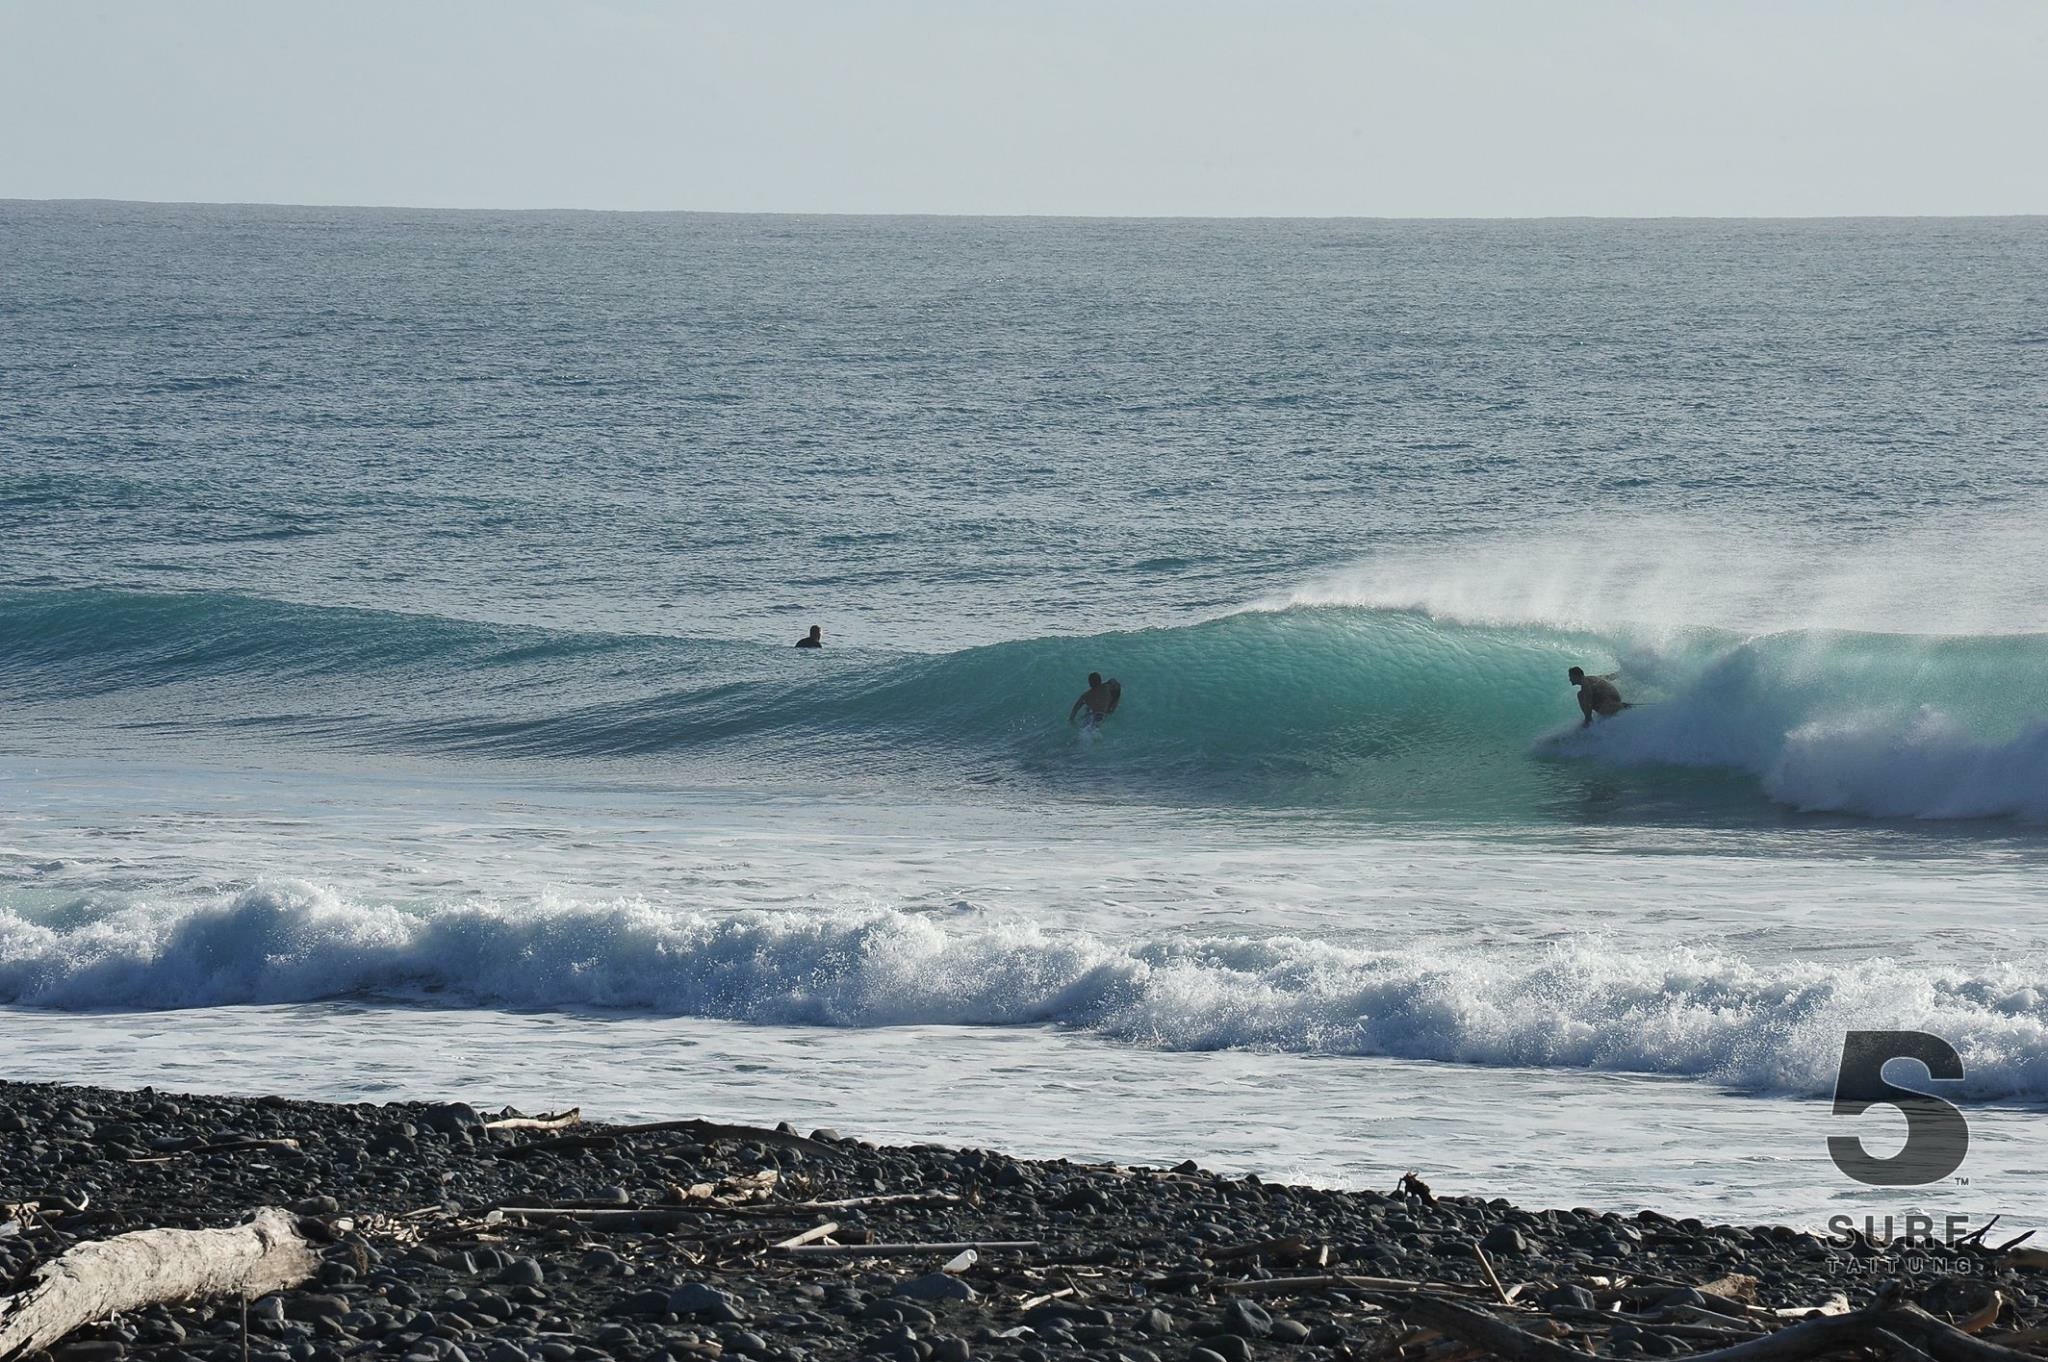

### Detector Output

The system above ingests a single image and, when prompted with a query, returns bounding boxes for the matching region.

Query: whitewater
[4,202,2047,1226]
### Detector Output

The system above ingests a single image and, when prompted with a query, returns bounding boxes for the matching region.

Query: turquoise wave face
[3,588,2045,824]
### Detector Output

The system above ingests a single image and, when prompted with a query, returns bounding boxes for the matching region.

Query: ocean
[4,200,2046,1227]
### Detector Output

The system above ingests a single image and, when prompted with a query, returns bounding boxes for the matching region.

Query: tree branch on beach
[0,1209,316,1361]
[1375,1290,2047,1362]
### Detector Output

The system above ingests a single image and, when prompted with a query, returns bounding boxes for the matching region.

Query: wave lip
[1547,630,2048,823]
[6,884,2048,1101]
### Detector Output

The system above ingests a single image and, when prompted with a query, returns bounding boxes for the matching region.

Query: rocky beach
[1,1083,2041,1362]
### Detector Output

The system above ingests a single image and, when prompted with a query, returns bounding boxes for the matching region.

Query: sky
[3,0,2046,216]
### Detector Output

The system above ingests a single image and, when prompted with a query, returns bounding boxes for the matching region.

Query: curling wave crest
[3,588,2045,821]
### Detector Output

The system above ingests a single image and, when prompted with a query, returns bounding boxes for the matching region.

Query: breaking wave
[3,883,2045,1099]
[2,587,2044,822]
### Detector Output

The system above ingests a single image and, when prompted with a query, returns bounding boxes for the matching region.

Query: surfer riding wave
[1069,672,1123,728]
[1568,665,1630,727]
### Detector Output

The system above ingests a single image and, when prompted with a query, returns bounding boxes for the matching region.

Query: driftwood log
[125,1138,302,1165]
[1381,1292,2043,1362]
[496,1117,828,1160]
[0,1208,317,1361]
[769,1239,1037,1257]
[481,1108,582,1133]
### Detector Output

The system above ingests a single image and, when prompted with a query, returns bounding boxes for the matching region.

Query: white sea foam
[1548,653,2048,823]
[5,883,2046,1100]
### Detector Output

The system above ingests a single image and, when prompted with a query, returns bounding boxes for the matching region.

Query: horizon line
[7,195,2048,223]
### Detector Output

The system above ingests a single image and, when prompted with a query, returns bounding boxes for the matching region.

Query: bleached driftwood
[0,1208,317,1361]
[769,1221,839,1249]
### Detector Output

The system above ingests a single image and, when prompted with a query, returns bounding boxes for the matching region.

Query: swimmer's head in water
[1567,666,1586,683]
[1088,672,1103,688]
[808,626,822,641]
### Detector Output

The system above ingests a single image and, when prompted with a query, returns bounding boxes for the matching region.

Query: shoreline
[3,1082,2041,1362]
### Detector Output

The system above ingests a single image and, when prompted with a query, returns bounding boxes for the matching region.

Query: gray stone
[1140,1309,1175,1336]
[1219,1299,1272,1339]
[498,1258,545,1288]
[1480,1226,1527,1255]
[895,1273,975,1303]
[285,1295,350,1322]
[615,1289,672,1318]
[1270,1319,1311,1344]
[668,1283,732,1316]
[52,1344,125,1362]
[417,1102,484,1135]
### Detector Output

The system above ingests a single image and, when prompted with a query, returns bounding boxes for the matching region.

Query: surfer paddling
[1069,672,1123,726]
[795,625,823,649]
[1568,666,1629,726]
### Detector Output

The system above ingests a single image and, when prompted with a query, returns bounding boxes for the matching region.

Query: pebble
[51,1344,125,1362]
[418,1103,484,1136]
[498,1257,546,1288]
[615,1289,671,1318]
[0,1079,2012,1362]
[1218,1299,1272,1339]
[668,1281,737,1316]
[1481,1225,1527,1254]
[285,1294,350,1322]
[895,1271,975,1302]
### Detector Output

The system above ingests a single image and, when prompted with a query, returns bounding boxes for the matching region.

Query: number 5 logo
[1827,1030,1969,1187]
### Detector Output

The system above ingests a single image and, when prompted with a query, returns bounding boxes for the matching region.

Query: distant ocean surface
[4,201,2047,1223]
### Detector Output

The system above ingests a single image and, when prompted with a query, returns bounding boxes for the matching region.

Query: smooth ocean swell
[2,588,2044,821]
[4,881,2047,1099]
